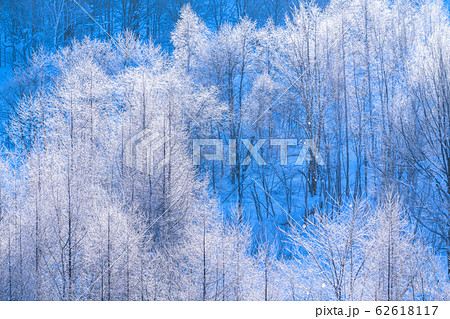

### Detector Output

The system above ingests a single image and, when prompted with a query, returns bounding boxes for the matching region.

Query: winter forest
[0,0,450,301]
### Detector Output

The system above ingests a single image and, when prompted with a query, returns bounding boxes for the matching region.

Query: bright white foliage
[0,0,450,301]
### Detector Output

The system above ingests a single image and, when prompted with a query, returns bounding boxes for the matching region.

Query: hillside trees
[0,31,265,300]
[395,0,450,278]
[1,0,450,301]
[290,195,449,301]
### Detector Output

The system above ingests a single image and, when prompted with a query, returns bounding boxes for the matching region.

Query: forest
[0,0,450,301]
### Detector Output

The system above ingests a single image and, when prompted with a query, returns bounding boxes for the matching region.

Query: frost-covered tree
[290,195,449,301]
[1,0,450,301]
